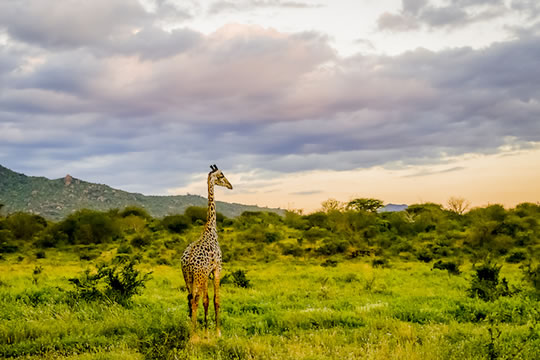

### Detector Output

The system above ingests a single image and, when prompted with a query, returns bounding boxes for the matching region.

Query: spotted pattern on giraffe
[181,165,232,336]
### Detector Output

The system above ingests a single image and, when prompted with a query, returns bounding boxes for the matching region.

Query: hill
[379,203,408,212]
[0,165,283,220]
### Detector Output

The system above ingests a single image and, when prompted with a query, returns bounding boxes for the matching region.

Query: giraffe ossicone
[181,165,233,336]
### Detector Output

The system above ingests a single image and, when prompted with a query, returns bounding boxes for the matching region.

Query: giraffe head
[209,164,233,190]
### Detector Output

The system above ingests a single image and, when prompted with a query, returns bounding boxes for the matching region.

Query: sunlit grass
[0,256,538,359]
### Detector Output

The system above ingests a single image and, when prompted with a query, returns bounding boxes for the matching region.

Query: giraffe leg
[187,293,193,318]
[213,269,221,336]
[203,279,209,330]
[190,285,201,331]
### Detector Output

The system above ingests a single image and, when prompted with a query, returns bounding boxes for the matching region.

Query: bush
[120,206,151,219]
[139,318,190,360]
[184,206,225,224]
[468,263,511,301]
[79,251,99,261]
[184,206,207,223]
[521,262,540,293]
[304,227,328,242]
[432,260,461,275]
[221,270,251,288]
[280,243,304,257]
[131,234,152,248]
[5,212,47,240]
[321,259,338,267]
[69,258,152,306]
[156,257,171,266]
[416,248,433,262]
[161,215,191,234]
[371,257,389,268]
[0,242,18,254]
[316,238,348,255]
[117,244,133,254]
[58,209,120,245]
[264,231,281,243]
[505,251,526,263]
[0,229,14,243]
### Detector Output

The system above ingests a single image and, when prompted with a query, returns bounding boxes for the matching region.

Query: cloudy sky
[1,0,539,212]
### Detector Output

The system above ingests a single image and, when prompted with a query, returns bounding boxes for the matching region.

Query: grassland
[0,202,539,359]
[1,248,538,360]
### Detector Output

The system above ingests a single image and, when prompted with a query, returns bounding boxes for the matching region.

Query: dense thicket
[0,201,538,273]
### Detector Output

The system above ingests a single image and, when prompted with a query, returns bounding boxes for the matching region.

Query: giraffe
[181,164,232,336]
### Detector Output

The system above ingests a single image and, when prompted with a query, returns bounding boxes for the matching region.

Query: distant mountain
[0,165,283,220]
[379,203,408,213]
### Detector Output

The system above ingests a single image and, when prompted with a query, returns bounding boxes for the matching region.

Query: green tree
[161,214,191,234]
[5,212,47,240]
[119,206,151,219]
[347,198,384,213]
[58,209,119,244]
[184,206,225,225]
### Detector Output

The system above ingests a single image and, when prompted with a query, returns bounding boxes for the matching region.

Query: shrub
[184,206,219,224]
[468,263,511,301]
[416,248,433,262]
[117,244,133,254]
[321,259,338,267]
[280,243,304,257]
[371,257,389,268]
[5,212,47,240]
[120,206,151,219]
[264,231,281,243]
[505,251,526,263]
[521,262,540,293]
[79,251,99,261]
[0,229,14,243]
[432,260,461,275]
[131,234,152,248]
[0,242,18,254]
[316,238,348,255]
[304,227,328,242]
[35,251,46,259]
[161,215,191,234]
[69,258,152,306]
[32,266,43,285]
[139,319,190,360]
[156,257,171,266]
[284,211,309,230]
[222,270,251,288]
[58,209,120,245]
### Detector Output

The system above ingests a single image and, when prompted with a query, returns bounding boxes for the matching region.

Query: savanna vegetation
[0,199,539,359]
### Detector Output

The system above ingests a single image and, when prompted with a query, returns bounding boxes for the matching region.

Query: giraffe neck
[204,175,217,235]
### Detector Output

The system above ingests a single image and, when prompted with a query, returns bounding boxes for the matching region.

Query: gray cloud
[0,0,198,60]
[378,0,511,31]
[0,0,150,49]
[403,166,466,178]
[0,3,539,195]
[511,0,540,20]
[289,190,323,196]
[209,0,322,14]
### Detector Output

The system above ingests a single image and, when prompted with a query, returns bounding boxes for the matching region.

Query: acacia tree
[347,198,384,213]
[447,197,470,215]
[320,198,345,213]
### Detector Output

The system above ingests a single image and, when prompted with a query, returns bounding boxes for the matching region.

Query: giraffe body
[181,165,232,335]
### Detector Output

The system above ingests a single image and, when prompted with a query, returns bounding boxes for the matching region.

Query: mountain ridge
[0,165,283,220]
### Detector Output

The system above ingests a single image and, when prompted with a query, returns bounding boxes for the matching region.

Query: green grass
[0,252,538,359]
